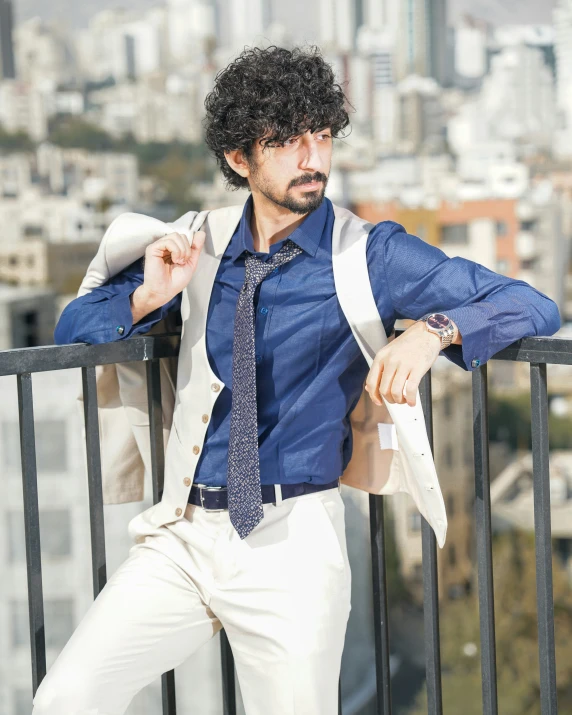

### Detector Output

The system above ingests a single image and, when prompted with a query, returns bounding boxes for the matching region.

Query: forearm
[130,285,165,325]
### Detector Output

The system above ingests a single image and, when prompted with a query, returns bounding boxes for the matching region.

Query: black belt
[187,478,340,511]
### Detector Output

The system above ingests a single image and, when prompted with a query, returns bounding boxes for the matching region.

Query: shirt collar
[229,194,329,263]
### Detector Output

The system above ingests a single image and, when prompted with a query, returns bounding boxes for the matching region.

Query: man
[37,45,560,714]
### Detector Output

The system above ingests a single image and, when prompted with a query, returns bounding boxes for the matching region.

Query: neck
[249,189,308,254]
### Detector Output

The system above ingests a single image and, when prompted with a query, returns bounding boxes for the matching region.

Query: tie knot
[244,239,303,287]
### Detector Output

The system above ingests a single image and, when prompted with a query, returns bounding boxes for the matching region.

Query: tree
[409,531,572,714]
[489,392,572,451]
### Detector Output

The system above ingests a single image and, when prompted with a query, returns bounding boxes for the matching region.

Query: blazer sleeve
[54,258,182,345]
[366,221,562,371]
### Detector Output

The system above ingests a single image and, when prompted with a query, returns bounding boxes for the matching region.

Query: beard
[248,162,329,215]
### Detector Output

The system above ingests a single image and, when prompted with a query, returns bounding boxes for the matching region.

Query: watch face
[427,313,450,330]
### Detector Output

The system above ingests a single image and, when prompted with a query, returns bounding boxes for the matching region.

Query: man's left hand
[365,321,443,408]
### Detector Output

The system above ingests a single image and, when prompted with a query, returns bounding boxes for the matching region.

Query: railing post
[472,364,498,715]
[145,359,178,715]
[17,372,46,694]
[419,371,443,715]
[81,366,107,597]
[369,493,392,714]
[220,629,237,715]
[530,363,558,715]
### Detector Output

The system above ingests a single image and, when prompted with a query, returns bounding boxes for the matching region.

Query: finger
[191,230,206,252]
[379,359,398,404]
[365,353,385,405]
[154,237,183,264]
[389,367,411,404]
[404,372,422,407]
[170,233,192,263]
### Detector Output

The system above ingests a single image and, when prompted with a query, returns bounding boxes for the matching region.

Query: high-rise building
[0,0,16,79]
[427,0,448,85]
[395,0,448,85]
[554,0,572,157]
[319,0,361,53]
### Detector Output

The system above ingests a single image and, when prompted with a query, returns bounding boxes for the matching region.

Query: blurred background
[0,0,572,713]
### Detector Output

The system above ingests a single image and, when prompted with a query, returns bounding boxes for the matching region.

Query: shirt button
[471,358,481,368]
[255,353,262,363]
[260,306,268,315]
[183,477,191,486]
[193,445,200,455]
[272,267,278,275]
[175,508,182,517]
[116,325,125,335]
[211,382,221,392]
[201,413,209,423]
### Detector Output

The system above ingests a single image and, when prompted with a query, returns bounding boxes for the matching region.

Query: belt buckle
[198,485,227,512]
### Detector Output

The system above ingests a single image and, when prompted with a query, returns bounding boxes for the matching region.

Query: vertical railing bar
[161,672,177,715]
[147,360,166,505]
[17,372,46,694]
[369,493,392,714]
[81,366,107,597]
[530,362,558,715]
[419,370,443,715]
[220,629,237,715]
[146,360,177,715]
[472,364,498,715]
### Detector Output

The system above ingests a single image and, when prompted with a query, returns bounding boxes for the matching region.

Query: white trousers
[31,486,352,715]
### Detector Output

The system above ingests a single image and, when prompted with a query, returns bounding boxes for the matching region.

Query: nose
[298,135,323,172]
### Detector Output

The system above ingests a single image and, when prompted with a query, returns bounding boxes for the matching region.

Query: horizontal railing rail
[1,332,567,714]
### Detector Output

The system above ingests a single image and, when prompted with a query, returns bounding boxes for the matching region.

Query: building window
[2,420,68,473]
[448,544,457,567]
[44,599,75,650]
[441,224,468,245]
[496,259,510,273]
[496,221,508,236]
[520,258,536,270]
[447,493,455,518]
[445,444,453,468]
[520,219,536,231]
[6,511,25,562]
[42,510,73,557]
[11,598,76,650]
[409,511,422,532]
[23,225,43,237]
[443,393,452,418]
[10,600,28,648]
[7,509,72,562]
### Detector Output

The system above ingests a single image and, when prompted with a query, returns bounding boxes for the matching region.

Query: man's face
[245,128,332,214]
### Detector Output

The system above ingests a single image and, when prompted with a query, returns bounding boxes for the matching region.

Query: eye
[284,136,300,146]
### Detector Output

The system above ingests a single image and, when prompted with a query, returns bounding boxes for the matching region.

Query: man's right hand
[130,230,206,323]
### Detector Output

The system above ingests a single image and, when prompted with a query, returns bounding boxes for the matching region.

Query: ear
[224,148,250,179]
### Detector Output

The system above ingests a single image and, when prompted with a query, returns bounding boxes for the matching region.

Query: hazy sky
[13,0,557,32]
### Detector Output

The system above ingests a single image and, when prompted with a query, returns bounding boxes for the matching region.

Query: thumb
[191,230,206,252]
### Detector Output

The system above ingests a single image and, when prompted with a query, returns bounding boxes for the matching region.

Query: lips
[298,181,321,190]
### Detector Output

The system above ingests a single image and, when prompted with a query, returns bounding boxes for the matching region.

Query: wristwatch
[421,313,456,350]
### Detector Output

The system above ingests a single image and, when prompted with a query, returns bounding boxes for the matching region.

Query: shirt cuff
[106,290,135,341]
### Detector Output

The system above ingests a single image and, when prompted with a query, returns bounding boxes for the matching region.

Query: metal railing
[1,331,570,715]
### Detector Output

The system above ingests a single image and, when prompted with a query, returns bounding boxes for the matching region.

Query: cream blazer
[76,203,447,547]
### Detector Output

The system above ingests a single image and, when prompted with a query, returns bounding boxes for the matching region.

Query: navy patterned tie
[227,239,303,539]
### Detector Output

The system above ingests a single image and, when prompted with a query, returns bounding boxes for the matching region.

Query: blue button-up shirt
[55,196,561,488]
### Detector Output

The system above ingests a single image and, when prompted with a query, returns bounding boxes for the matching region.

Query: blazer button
[175,508,182,516]
[202,414,209,423]
[193,445,200,455]
[211,382,221,392]
[183,477,191,486]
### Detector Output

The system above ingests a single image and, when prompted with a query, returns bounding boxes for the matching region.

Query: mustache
[289,173,328,188]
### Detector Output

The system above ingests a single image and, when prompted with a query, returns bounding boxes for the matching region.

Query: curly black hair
[203,45,352,191]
